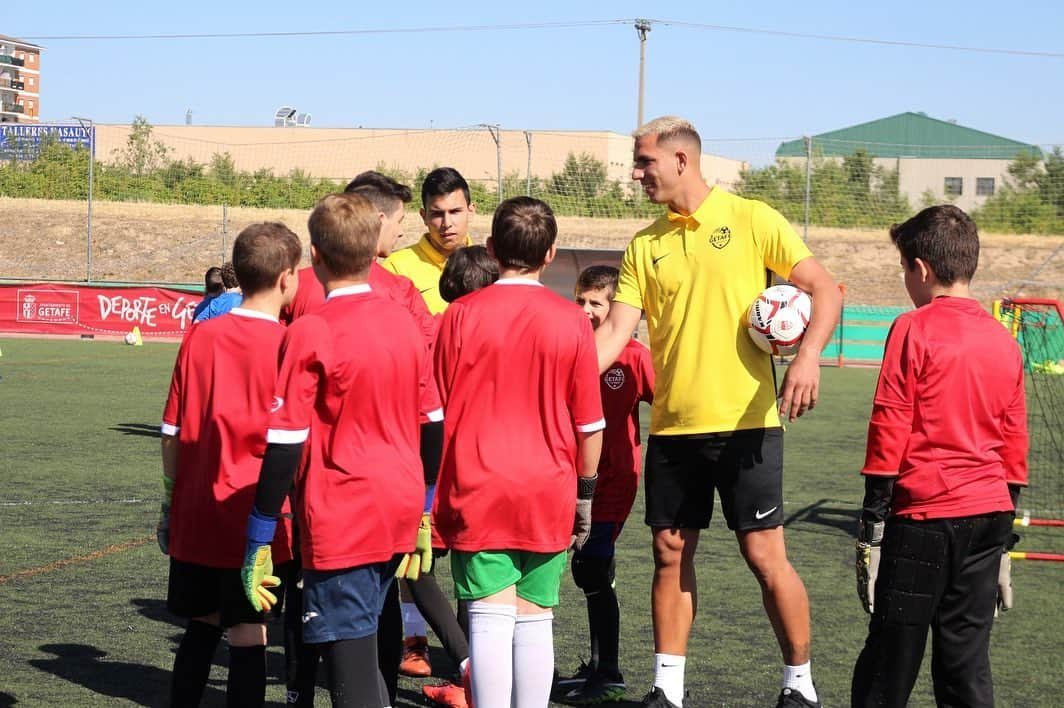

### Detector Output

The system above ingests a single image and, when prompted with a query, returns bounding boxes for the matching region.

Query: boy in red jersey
[242,192,442,708]
[851,205,1028,708]
[281,170,434,343]
[434,196,605,707]
[554,265,654,705]
[277,171,442,707]
[158,222,301,707]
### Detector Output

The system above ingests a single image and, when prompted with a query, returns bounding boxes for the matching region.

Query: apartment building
[0,34,42,123]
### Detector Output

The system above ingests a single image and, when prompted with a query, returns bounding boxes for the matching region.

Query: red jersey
[281,264,441,419]
[161,308,293,568]
[282,263,437,344]
[862,297,1028,520]
[279,266,325,325]
[267,284,442,570]
[433,279,605,553]
[594,338,655,522]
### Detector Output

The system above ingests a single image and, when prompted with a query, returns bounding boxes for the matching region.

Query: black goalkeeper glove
[856,518,884,614]
[570,475,597,551]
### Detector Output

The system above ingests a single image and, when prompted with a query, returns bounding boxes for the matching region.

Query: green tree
[973,148,1064,234]
[548,153,608,200]
[112,116,171,177]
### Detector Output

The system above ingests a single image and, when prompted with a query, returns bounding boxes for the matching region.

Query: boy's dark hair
[422,167,470,208]
[220,261,240,289]
[890,204,979,285]
[203,266,224,296]
[439,245,499,302]
[576,265,620,299]
[344,170,413,214]
[307,193,380,278]
[231,223,302,296]
[490,197,557,272]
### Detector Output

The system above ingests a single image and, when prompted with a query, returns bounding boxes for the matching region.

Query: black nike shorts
[167,558,290,628]
[644,428,784,532]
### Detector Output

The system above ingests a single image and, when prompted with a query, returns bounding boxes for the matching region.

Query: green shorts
[451,549,567,608]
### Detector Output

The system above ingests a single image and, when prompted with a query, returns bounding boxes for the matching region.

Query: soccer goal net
[996,298,1064,528]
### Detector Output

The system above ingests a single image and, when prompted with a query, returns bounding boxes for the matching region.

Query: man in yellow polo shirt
[383,167,475,314]
[595,117,841,708]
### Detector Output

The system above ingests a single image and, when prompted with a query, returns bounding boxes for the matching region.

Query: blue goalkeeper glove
[396,512,433,581]
[241,507,282,612]
[157,475,174,555]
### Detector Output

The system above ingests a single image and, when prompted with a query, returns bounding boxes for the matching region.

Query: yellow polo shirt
[614,188,812,435]
[382,234,473,314]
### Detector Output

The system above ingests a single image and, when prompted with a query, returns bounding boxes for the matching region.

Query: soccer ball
[747,284,811,356]
[124,332,137,345]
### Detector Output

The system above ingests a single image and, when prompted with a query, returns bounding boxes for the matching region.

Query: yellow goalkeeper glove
[241,508,282,612]
[396,512,433,581]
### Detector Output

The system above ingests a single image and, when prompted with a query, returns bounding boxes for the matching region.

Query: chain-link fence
[0,122,1061,304]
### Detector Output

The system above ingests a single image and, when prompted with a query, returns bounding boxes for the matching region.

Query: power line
[21,19,631,41]
[19,18,1062,58]
[650,18,1064,59]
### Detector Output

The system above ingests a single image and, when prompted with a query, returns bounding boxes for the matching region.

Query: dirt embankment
[1,197,1060,307]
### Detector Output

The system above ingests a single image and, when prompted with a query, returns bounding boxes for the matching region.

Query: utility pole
[635,19,651,129]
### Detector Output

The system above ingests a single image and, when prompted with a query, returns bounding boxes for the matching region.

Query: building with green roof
[775,112,1042,211]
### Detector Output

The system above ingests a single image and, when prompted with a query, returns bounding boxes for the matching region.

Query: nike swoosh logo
[652,253,671,266]
[270,396,284,413]
[754,506,778,520]
[302,612,319,623]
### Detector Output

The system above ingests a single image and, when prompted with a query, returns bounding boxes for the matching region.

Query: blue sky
[7,0,1062,151]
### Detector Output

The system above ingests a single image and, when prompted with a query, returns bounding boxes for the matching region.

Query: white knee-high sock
[401,602,427,638]
[512,611,554,708]
[468,601,517,707]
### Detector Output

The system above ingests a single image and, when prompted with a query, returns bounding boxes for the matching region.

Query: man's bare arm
[595,301,643,373]
[778,257,842,421]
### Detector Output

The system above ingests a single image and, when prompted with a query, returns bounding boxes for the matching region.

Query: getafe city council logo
[709,225,731,249]
[604,367,625,390]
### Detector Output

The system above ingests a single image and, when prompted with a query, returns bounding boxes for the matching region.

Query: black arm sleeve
[1009,483,1022,509]
[420,421,443,486]
[254,442,304,517]
[860,475,895,526]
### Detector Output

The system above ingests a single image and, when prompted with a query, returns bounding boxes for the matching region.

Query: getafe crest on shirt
[604,367,625,390]
[709,225,731,249]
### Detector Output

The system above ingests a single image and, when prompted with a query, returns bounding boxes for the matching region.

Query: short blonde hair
[632,116,701,151]
[307,193,380,278]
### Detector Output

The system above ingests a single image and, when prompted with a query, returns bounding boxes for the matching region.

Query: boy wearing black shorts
[160,222,302,706]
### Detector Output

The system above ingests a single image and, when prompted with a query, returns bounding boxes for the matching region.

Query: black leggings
[405,561,470,669]
[322,634,389,708]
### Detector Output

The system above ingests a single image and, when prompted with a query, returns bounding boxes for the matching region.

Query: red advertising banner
[0,283,201,338]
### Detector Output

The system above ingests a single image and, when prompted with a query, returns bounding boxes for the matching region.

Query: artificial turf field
[0,337,1060,707]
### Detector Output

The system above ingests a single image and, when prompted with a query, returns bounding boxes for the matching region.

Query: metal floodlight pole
[72,116,94,283]
[635,19,652,129]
